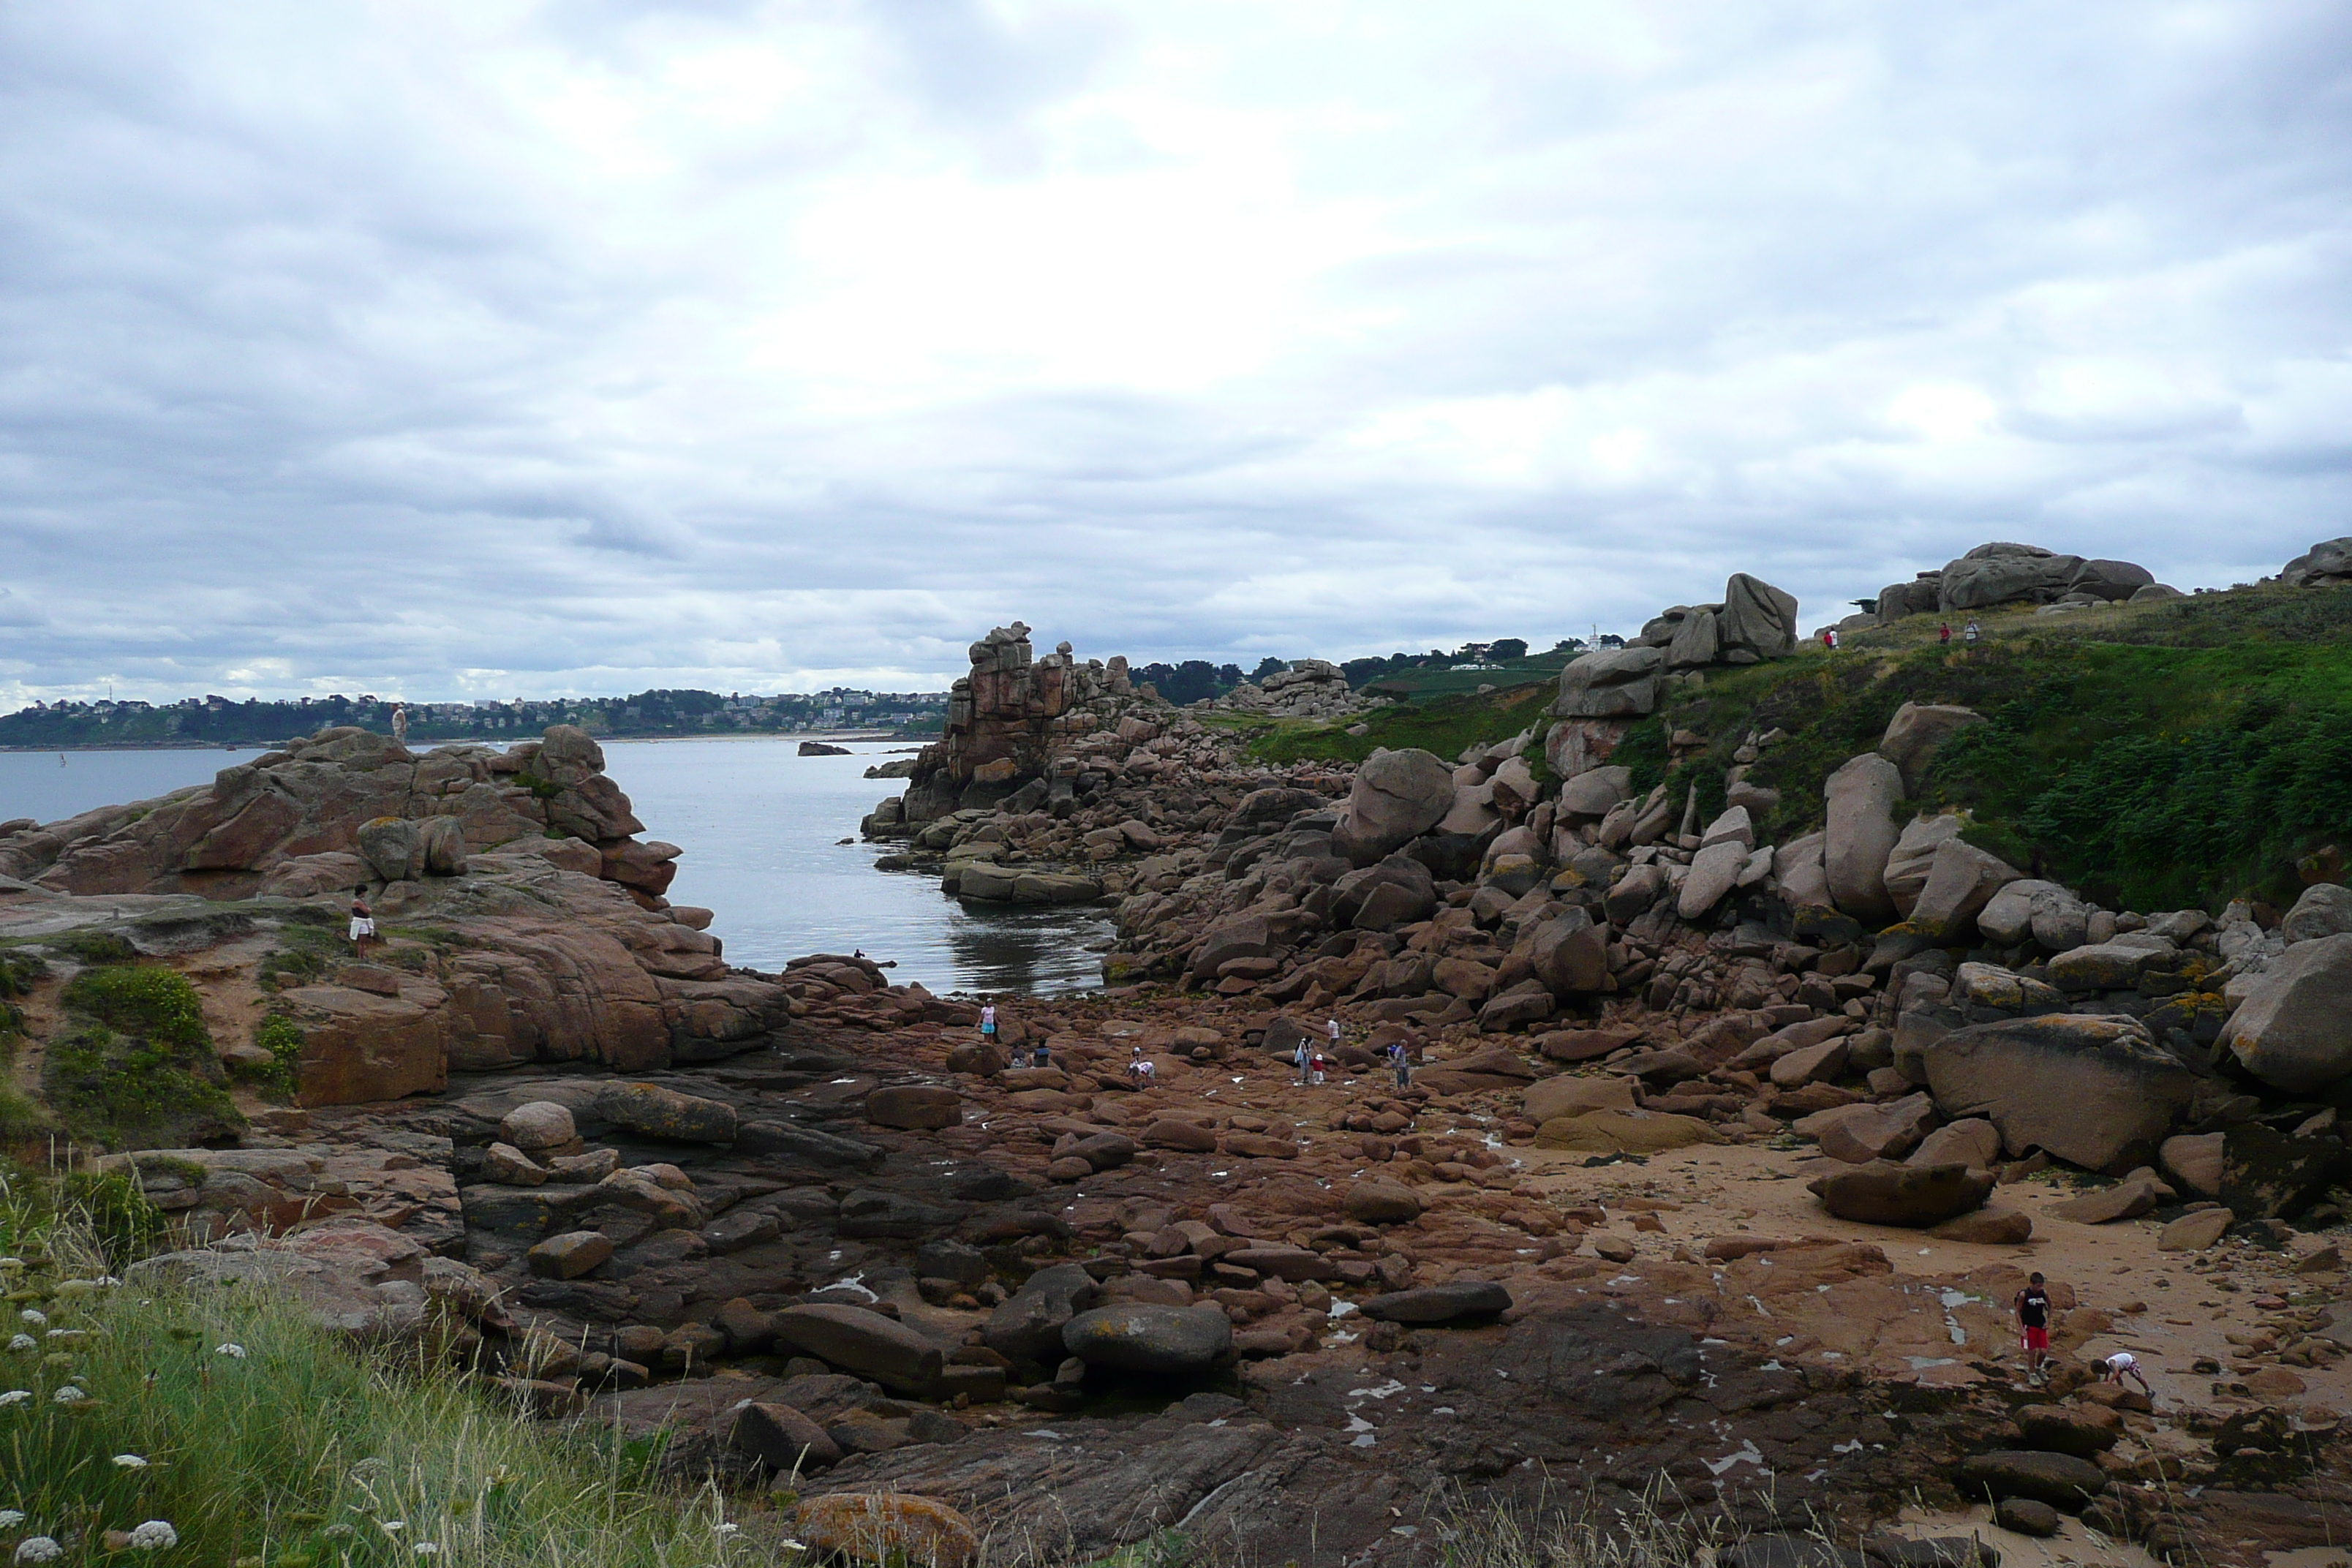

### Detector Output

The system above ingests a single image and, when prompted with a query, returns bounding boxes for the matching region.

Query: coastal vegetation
[0,1173,755,1568]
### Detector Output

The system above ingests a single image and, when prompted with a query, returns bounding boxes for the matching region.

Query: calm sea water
[0,739,1111,995]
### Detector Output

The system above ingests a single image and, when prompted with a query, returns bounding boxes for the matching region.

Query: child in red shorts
[2013,1271,2054,1384]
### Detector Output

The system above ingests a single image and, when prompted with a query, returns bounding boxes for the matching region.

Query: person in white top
[1127,1044,1155,1082]
[2098,1352,2152,1395]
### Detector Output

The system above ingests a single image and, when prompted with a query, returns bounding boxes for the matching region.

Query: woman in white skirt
[349,887,377,959]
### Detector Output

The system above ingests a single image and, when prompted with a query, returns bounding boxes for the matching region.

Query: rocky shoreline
[7,541,2352,1564]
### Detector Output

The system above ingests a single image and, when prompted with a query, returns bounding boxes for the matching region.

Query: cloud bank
[2,0,2348,702]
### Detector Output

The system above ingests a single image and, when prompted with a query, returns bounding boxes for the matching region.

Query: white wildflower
[778,1540,806,1553]
[50,1386,85,1405]
[15,1539,62,1564]
[715,1523,739,1537]
[378,1520,405,1536]
[0,1257,25,1270]
[321,1525,354,1541]
[0,1511,21,1529]
[15,1312,42,1329]
[413,1545,440,1558]
[4,1336,30,1353]
[45,1331,84,1343]
[0,1391,29,1407]
[213,1343,246,1360]
[113,1454,151,1469]
[128,1520,178,1550]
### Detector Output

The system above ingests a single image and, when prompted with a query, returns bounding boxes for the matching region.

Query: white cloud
[0,0,2346,702]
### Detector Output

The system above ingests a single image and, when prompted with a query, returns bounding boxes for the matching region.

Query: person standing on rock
[1821,627,1837,652]
[391,704,408,747]
[2098,1350,2152,1396]
[348,887,377,960]
[1388,1038,1411,1090]
[979,1003,997,1044]
[2013,1272,2054,1383]
[1294,1036,1313,1085]
[1031,1036,1049,1070]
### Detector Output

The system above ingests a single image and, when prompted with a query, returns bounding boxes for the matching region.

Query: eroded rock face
[899,625,1167,823]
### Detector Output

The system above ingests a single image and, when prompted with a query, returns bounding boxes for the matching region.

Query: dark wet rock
[771,1303,944,1393]
[1357,1281,1512,1324]
[1809,1161,1991,1227]
[1060,1304,1234,1373]
[1956,1450,2106,1510]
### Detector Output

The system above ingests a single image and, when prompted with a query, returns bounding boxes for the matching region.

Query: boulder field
[12,576,2352,1563]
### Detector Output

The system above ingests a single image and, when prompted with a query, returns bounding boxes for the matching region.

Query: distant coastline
[3,728,914,753]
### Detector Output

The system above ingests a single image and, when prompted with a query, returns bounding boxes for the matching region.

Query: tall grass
[0,1172,771,1568]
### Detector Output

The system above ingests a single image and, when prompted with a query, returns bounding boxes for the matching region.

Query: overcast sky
[4,1,2348,704]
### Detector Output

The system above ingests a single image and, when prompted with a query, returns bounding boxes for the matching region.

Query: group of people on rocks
[1291,1019,1412,1090]
[968,1006,1409,1090]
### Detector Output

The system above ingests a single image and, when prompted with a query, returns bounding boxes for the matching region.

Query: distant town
[0,687,951,750]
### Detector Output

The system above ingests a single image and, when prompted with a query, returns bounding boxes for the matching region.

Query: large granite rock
[1924,1014,2198,1171]
[1550,645,1666,719]
[1331,749,1456,867]
[1909,839,2023,942]
[1877,704,1985,795]
[2224,933,2352,1091]
[1824,755,1904,924]
[2281,537,2352,588]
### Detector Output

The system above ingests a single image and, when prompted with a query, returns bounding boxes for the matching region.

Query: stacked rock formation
[1874,542,2167,622]
[1544,571,1799,780]
[897,624,1169,824]
[2279,537,2352,588]
[1207,659,1384,722]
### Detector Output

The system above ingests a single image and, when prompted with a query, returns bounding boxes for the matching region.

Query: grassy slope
[1624,584,2352,911]
[1245,685,1556,767]
[1243,583,2352,911]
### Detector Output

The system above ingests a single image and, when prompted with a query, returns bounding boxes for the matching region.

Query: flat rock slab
[1357,1281,1512,1324]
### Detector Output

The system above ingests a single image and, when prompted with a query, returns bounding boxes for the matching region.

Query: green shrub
[240,1013,306,1098]
[56,1166,167,1267]
[42,966,242,1148]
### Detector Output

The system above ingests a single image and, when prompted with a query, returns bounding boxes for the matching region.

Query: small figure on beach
[2013,1270,2054,1382]
[979,1003,996,1042]
[1031,1038,1049,1070]
[2098,1350,2153,1396]
[1388,1039,1411,1090]
[1127,1044,1154,1084]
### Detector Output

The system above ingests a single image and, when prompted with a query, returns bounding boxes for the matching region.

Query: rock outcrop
[1875,543,2155,622]
[897,624,1169,823]
[0,724,679,905]
[2279,537,2352,588]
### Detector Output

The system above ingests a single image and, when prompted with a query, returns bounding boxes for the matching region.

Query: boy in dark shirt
[2013,1272,2054,1384]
